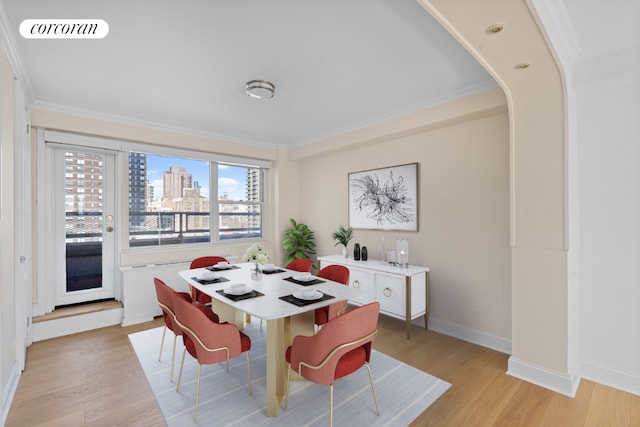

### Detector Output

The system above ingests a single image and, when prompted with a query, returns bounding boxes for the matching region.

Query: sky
[145,154,248,200]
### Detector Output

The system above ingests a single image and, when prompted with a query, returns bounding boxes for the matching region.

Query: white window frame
[217,164,266,242]
[42,130,272,250]
[126,152,268,247]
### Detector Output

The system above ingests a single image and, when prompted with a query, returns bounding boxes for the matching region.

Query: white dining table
[178,262,356,417]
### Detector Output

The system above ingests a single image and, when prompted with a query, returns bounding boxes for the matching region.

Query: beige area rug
[129,322,450,426]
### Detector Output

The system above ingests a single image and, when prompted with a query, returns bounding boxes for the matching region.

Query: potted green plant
[282,218,317,265]
[332,225,354,258]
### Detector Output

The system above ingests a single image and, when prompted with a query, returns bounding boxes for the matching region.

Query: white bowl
[293,289,322,300]
[225,283,251,295]
[302,289,317,298]
[215,262,230,268]
[262,263,275,271]
[294,273,313,282]
[201,271,217,280]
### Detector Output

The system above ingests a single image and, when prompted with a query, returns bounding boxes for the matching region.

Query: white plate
[224,285,251,295]
[293,274,315,282]
[293,290,323,300]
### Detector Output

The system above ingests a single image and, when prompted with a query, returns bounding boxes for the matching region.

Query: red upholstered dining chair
[285,258,313,273]
[153,277,191,381]
[154,277,219,382]
[314,264,350,327]
[189,256,228,305]
[284,302,381,427]
[172,292,252,423]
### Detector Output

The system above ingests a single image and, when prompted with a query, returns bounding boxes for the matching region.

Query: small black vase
[361,246,368,261]
[354,243,361,260]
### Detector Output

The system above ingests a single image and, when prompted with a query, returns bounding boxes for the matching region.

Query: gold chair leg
[283,366,291,411]
[170,334,177,382]
[330,383,334,427]
[194,364,202,423]
[365,363,380,416]
[176,348,186,392]
[246,352,253,396]
[158,326,167,362]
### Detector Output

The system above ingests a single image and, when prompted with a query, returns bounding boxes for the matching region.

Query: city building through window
[128,152,264,246]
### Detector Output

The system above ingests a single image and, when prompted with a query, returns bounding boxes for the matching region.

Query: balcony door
[52,147,116,306]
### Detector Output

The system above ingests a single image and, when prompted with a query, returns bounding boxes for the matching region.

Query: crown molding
[289,79,498,149]
[30,80,498,154]
[31,100,281,150]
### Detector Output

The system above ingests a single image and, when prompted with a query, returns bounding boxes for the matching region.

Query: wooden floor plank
[539,380,594,427]
[584,383,632,427]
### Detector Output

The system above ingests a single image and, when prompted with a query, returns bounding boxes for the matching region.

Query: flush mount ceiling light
[245,80,275,99]
[485,23,505,35]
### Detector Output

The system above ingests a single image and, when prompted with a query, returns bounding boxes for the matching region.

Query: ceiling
[1,1,638,148]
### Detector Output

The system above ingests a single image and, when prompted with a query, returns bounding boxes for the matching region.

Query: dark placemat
[262,268,286,275]
[284,276,326,286]
[207,265,241,272]
[279,292,334,307]
[216,289,264,301]
[192,276,230,285]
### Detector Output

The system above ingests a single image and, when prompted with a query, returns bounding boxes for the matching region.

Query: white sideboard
[318,255,429,339]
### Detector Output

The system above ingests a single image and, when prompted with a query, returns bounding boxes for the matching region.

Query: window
[218,164,263,240]
[127,152,265,247]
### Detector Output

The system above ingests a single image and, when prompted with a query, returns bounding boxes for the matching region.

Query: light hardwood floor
[6,314,640,426]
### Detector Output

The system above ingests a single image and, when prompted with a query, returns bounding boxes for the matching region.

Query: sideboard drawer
[349,267,372,305]
[374,273,405,316]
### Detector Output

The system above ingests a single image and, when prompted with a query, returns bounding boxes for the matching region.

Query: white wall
[0,46,18,427]
[577,68,640,394]
[297,103,512,352]
[530,0,640,398]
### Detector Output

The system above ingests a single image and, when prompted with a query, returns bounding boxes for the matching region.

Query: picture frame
[348,163,418,231]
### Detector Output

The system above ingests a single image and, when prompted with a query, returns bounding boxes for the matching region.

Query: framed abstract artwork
[348,163,418,231]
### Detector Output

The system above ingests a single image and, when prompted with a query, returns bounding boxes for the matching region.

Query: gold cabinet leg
[405,276,411,339]
[425,271,430,330]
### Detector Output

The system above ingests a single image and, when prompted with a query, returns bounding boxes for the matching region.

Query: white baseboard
[32,308,123,342]
[427,315,639,398]
[508,357,580,397]
[427,316,512,354]
[580,361,640,397]
[121,310,157,327]
[426,317,583,397]
[2,361,20,427]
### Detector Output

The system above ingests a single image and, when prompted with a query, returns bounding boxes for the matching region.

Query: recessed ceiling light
[486,24,505,35]
[514,62,531,70]
[245,80,275,99]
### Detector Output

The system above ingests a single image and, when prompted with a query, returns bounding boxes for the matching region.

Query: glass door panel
[55,148,115,306]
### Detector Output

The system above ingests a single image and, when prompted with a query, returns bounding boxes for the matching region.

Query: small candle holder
[396,238,409,268]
